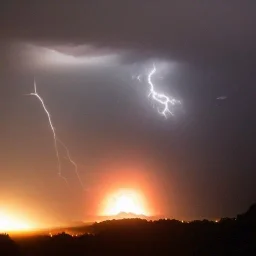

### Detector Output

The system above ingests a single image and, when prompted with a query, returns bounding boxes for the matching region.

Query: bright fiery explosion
[101,189,149,216]
[0,210,33,232]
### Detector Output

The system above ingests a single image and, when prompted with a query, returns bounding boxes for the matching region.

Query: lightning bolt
[27,80,84,189]
[57,139,85,190]
[147,64,181,118]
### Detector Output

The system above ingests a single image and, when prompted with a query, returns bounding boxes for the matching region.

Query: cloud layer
[1,0,256,66]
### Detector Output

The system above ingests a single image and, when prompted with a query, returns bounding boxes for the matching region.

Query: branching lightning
[57,139,85,190]
[28,80,85,189]
[27,61,179,190]
[147,63,181,118]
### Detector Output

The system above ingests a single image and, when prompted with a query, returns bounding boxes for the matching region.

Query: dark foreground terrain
[1,205,256,256]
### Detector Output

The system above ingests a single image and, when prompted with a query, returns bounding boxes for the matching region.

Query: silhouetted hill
[83,212,160,223]
[0,234,20,255]
[4,204,256,255]
[237,203,256,223]
[111,211,147,219]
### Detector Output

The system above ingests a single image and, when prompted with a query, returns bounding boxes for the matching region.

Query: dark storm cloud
[1,0,256,66]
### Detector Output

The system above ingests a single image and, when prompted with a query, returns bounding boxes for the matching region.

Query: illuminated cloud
[16,43,120,70]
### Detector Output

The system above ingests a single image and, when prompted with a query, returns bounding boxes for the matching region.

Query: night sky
[1,1,256,226]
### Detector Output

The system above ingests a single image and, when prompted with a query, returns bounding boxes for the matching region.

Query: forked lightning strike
[28,80,84,189]
[147,64,181,118]
[57,139,85,190]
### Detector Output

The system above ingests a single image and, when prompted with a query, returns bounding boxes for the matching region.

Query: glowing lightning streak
[57,139,85,190]
[28,80,69,186]
[147,64,181,118]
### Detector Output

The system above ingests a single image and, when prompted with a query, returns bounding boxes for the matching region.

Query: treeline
[1,204,256,255]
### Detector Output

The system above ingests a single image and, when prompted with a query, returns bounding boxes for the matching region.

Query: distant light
[215,220,219,223]
[181,220,184,223]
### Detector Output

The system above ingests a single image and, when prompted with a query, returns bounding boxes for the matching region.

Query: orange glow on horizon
[100,189,150,216]
[0,210,34,232]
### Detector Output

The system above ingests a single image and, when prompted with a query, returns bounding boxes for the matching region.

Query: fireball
[101,189,149,216]
[0,210,32,232]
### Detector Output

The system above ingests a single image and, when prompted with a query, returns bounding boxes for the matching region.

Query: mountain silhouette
[113,212,147,219]
[237,203,256,223]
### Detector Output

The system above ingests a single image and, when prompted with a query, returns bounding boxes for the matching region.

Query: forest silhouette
[1,204,255,255]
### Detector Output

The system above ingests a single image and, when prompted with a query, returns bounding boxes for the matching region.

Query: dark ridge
[2,204,256,256]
